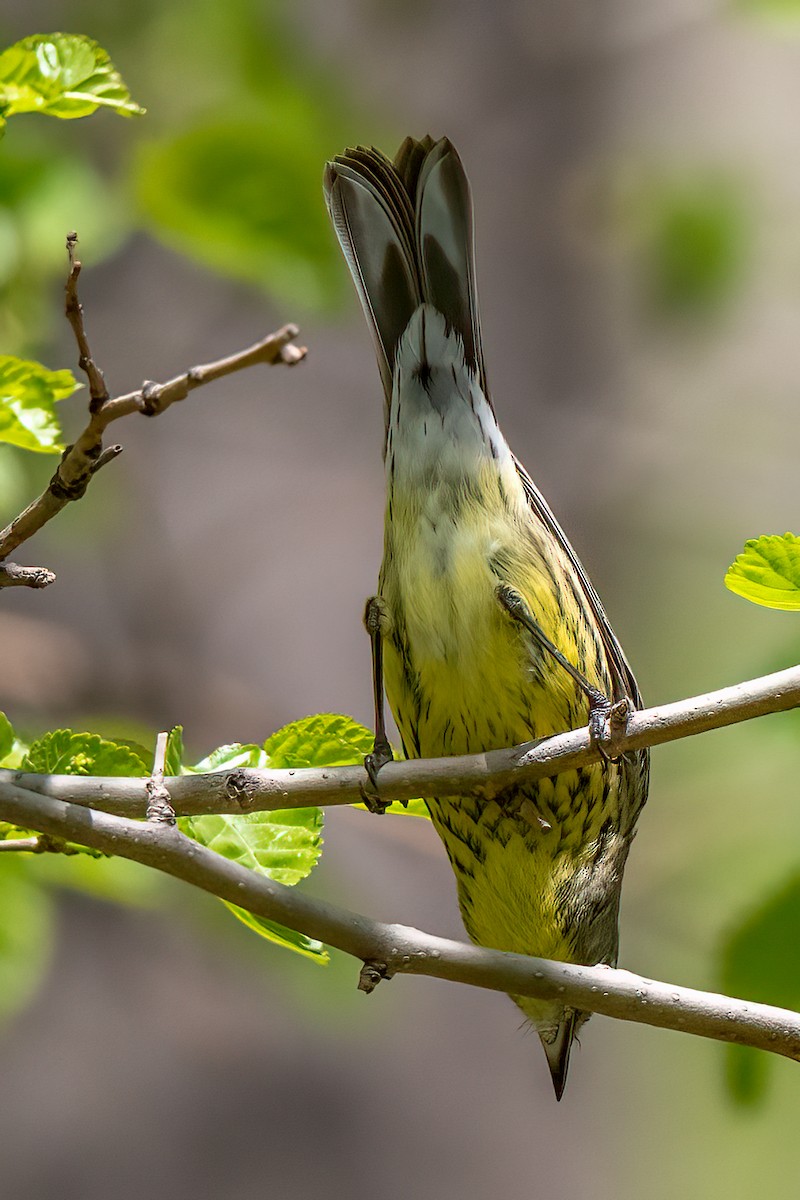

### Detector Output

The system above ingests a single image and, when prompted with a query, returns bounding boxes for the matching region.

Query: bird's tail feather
[324,136,488,435]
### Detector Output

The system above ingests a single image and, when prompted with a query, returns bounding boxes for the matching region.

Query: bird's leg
[361,595,395,813]
[496,584,620,759]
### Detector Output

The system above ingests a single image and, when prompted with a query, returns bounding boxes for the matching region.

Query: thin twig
[64,232,110,413]
[5,663,800,818]
[0,563,57,590]
[145,731,175,824]
[0,832,78,854]
[0,237,307,563]
[0,776,798,1062]
[0,836,41,851]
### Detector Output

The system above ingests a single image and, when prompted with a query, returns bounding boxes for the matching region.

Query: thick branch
[0,777,798,1062]
[5,663,800,818]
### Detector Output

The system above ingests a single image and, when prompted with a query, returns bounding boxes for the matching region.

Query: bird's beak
[540,1010,577,1101]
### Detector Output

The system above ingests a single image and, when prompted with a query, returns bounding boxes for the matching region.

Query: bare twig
[0,775,798,1063]
[5,663,800,819]
[0,237,307,563]
[0,832,78,854]
[0,836,41,851]
[145,731,175,824]
[65,232,110,413]
[0,563,57,590]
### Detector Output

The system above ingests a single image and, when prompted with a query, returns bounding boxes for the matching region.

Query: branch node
[139,380,162,416]
[225,770,257,810]
[358,961,392,994]
[48,452,92,502]
[279,342,307,366]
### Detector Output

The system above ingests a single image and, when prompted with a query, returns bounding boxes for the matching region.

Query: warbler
[324,136,649,1099]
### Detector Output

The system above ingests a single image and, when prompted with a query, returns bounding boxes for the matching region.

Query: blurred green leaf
[0,822,34,842]
[0,355,77,452]
[720,872,800,1103]
[0,711,13,760]
[0,863,53,1023]
[736,0,800,18]
[135,115,345,309]
[164,725,184,777]
[646,179,746,314]
[0,710,29,775]
[725,534,800,610]
[0,33,144,130]
[0,137,127,356]
[21,729,150,776]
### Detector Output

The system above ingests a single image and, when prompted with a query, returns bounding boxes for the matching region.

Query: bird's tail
[324,136,489,439]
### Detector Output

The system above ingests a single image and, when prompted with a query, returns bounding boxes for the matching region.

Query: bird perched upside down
[324,136,649,1099]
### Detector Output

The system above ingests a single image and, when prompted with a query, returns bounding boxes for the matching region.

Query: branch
[5,663,800,818]
[0,562,57,590]
[0,776,798,1063]
[0,234,307,563]
[64,231,110,413]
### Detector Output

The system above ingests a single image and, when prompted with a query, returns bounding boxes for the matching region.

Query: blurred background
[2,1,800,1196]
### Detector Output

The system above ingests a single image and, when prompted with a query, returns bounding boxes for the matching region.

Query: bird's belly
[378,490,623,971]
[381,490,588,760]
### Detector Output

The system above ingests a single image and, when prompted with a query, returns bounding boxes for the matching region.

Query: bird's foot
[360,737,394,814]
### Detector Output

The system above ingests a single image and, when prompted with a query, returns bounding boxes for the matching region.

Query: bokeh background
[2,1,800,1196]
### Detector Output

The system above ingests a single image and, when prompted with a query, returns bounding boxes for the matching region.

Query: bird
[323,135,649,1099]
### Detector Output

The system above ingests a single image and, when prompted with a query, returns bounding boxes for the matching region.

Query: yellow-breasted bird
[324,136,649,1099]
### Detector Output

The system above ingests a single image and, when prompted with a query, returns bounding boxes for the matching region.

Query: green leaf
[183,715,373,963]
[21,729,150,776]
[135,116,345,310]
[352,795,431,819]
[190,742,268,773]
[0,355,77,452]
[0,863,53,1023]
[264,713,429,818]
[0,711,13,761]
[0,34,144,125]
[720,872,800,1104]
[263,713,376,769]
[0,821,34,842]
[182,806,327,962]
[182,808,324,888]
[221,904,328,963]
[725,533,800,610]
[0,715,29,769]
[164,726,184,777]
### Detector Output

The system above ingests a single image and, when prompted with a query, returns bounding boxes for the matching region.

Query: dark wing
[513,455,643,707]
[324,136,489,437]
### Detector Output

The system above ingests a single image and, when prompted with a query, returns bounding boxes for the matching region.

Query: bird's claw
[361,738,394,814]
[589,695,633,764]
